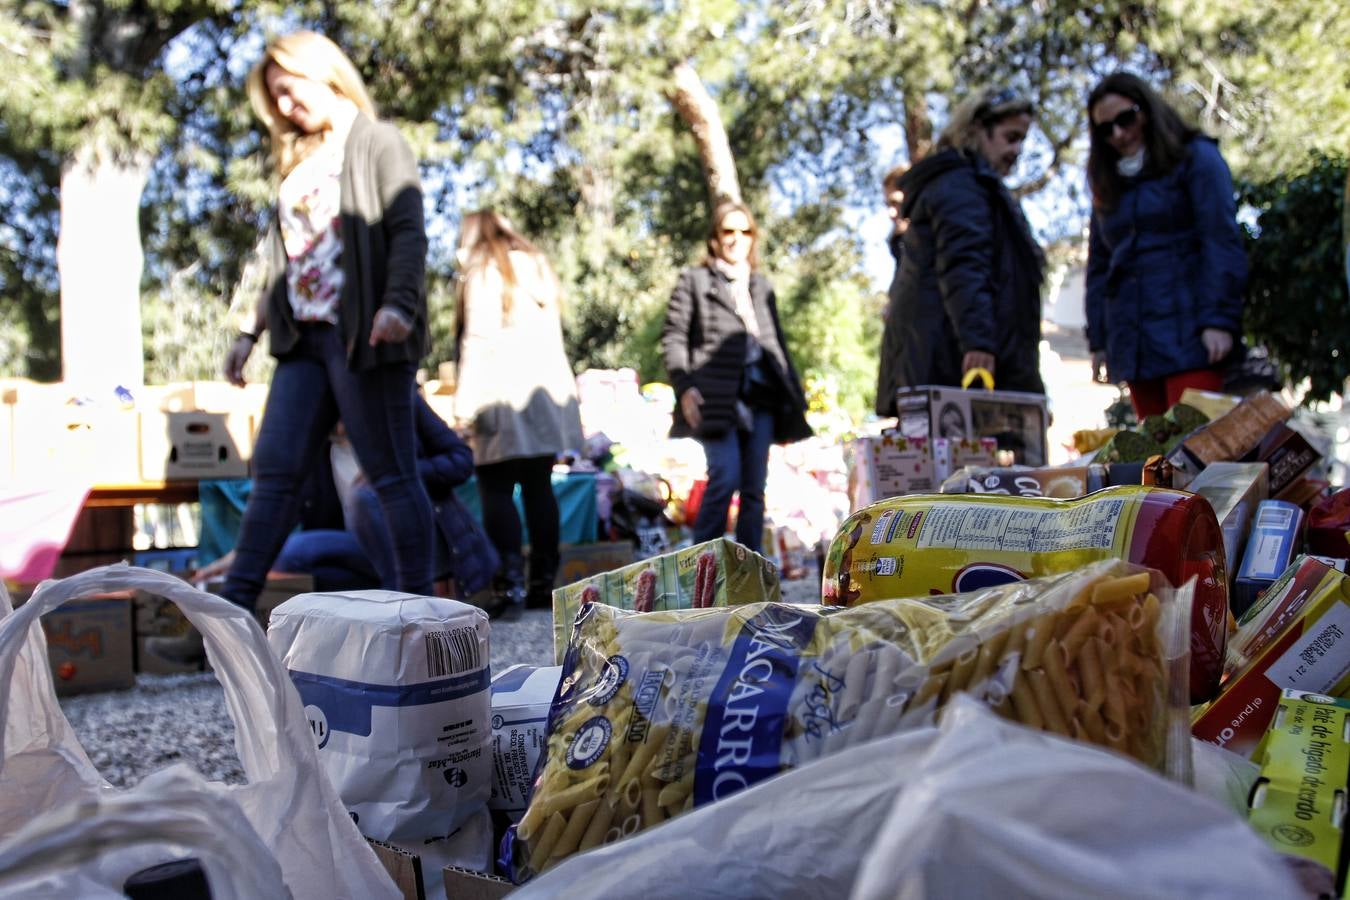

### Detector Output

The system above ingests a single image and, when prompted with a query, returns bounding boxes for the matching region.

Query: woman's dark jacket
[875,148,1046,416]
[262,113,429,370]
[661,265,812,444]
[1085,136,1246,384]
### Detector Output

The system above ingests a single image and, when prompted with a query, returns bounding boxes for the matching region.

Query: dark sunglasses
[720,228,752,237]
[1093,105,1141,142]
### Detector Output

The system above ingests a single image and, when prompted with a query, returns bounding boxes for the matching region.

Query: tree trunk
[904,95,934,162]
[668,61,742,205]
[57,141,150,391]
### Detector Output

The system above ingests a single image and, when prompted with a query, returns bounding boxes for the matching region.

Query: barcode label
[425,626,482,678]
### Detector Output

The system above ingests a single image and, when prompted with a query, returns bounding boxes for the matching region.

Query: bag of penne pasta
[506,559,1194,881]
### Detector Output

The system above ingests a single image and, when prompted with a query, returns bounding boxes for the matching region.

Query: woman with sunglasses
[1085,72,1247,418]
[875,87,1046,416]
[661,200,812,553]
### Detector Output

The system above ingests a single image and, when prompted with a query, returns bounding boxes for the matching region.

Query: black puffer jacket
[875,149,1045,415]
[661,265,811,444]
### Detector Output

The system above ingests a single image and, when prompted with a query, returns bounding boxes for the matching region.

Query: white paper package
[489,665,562,819]
[267,590,491,843]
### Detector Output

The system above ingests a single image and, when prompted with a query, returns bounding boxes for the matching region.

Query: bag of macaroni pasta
[506,559,1193,881]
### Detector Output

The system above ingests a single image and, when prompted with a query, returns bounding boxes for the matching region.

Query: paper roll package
[266,591,492,843]
[490,665,564,821]
[822,485,1229,703]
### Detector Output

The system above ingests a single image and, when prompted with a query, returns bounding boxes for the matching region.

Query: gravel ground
[57,572,823,788]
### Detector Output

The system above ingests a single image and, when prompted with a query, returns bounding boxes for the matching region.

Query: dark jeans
[274,529,381,592]
[349,484,451,590]
[476,455,559,585]
[694,409,774,552]
[222,323,434,609]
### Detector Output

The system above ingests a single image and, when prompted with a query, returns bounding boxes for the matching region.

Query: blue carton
[1234,500,1305,618]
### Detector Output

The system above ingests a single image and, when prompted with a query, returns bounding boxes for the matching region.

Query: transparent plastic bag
[509,559,1193,881]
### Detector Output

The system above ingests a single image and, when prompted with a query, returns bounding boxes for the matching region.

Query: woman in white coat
[454,210,583,618]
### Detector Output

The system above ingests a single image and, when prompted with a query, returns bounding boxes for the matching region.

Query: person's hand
[224,334,256,387]
[1091,351,1110,384]
[369,306,413,347]
[961,351,996,381]
[192,550,236,583]
[1201,328,1233,365]
[680,386,704,430]
[894,217,910,236]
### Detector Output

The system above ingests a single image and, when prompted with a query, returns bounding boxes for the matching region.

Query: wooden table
[86,481,200,509]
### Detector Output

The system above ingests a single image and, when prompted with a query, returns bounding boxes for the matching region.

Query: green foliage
[1238,152,1350,403]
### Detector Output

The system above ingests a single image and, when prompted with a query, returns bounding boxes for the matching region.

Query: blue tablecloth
[198,471,597,562]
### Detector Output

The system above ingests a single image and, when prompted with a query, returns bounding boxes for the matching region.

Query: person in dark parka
[661,200,812,553]
[875,88,1046,416]
[1084,72,1246,419]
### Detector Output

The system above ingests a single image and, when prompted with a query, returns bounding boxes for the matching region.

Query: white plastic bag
[0,565,398,900]
[517,698,1301,899]
[850,697,1300,900]
[0,765,286,899]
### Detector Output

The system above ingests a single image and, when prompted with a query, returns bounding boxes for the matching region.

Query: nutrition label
[915,500,1124,553]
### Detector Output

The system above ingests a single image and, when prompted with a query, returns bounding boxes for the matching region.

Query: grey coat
[262,113,429,370]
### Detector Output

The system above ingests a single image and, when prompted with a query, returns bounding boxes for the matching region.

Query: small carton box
[1187,461,1270,580]
[847,432,937,510]
[1248,690,1350,896]
[1243,423,1322,499]
[36,594,136,696]
[936,436,999,478]
[1234,500,1307,618]
[488,665,561,822]
[367,838,425,900]
[894,384,1049,467]
[551,538,780,662]
[139,410,252,481]
[1167,391,1290,486]
[1193,557,1350,757]
[555,542,636,587]
[942,464,1105,499]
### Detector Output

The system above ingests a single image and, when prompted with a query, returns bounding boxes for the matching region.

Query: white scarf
[1117,148,1146,177]
[713,258,759,338]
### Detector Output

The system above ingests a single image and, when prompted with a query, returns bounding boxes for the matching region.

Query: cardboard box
[941,464,1105,499]
[488,665,561,821]
[11,403,142,485]
[139,410,252,481]
[848,433,937,510]
[39,594,136,696]
[551,538,780,662]
[1234,500,1306,618]
[367,838,425,900]
[937,436,1000,475]
[1243,423,1322,498]
[442,867,513,900]
[894,384,1049,467]
[1248,690,1350,897]
[1187,462,1269,580]
[1167,391,1290,486]
[1193,557,1350,757]
[555,542,636,587]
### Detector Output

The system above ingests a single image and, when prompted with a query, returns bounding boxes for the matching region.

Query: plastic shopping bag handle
[961,367,995,391]
[0,565,312,788]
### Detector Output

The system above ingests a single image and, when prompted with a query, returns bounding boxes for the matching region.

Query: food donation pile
[4,386,1350,898]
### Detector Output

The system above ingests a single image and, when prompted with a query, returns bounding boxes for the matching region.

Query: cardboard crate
[555,541,636,587]
[17,592,137,696]
[367,838,425,900]
[11,402,142,485]
[894,384,1049,467]
[139,409,252,481]
[442,867,513,899]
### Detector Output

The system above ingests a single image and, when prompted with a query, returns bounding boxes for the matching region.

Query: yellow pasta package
[506,559,1193,882]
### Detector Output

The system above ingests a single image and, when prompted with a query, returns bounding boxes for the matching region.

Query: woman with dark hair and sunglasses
[1084,72,1247,418]
[661,200,812,552]
[876,86,1046,416]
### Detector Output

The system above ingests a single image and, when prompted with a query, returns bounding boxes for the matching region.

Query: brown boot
[144,629,206,667]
